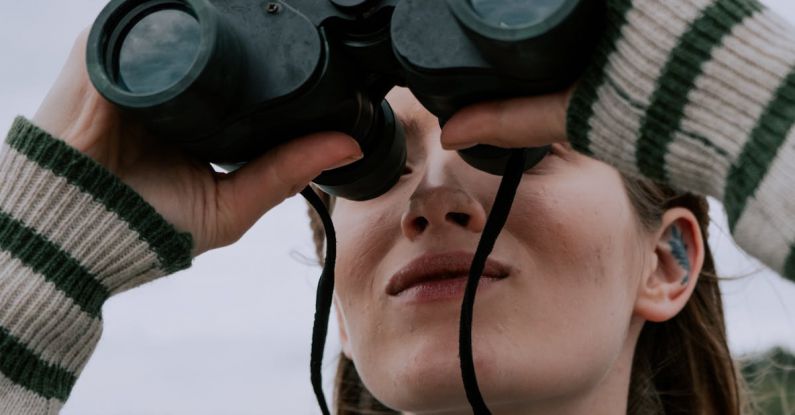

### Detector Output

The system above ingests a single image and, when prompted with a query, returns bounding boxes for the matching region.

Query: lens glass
[469,0,565,29]
[119,9,201,94]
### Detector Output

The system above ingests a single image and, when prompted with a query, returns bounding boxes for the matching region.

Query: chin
[356,334,607,415]
[372,359,468,413]
[359,333,507,413]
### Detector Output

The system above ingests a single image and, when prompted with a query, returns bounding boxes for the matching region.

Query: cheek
[511,168,641,291]
[331,200,404,355]
[332,180,416,294]
[333,200,401,284]
[499,169,644,389]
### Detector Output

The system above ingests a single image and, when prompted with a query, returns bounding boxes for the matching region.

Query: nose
[401,186,487,240]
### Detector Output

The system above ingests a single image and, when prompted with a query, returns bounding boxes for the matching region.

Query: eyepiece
[118,8,202,94]
[314,100,407,201]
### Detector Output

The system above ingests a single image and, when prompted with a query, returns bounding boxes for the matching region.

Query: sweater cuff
[0,117,193,410]
[567,0,795,279]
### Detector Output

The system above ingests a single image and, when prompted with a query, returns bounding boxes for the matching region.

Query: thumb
[440,90,570,150]
[214,132,362,241]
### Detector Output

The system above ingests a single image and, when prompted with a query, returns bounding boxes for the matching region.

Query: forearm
[0,118,192,413]
[568,0,795,279]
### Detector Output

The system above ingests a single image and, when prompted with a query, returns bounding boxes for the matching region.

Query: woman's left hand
[440,86,574,150]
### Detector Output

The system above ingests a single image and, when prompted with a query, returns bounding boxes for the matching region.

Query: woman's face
[331,88,651,413]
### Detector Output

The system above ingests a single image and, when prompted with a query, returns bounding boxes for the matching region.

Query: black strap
[301,186,335,415]
[459,149,527,414]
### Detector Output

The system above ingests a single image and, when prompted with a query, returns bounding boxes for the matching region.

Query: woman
[313,87,740,414]
[0,0,792,413]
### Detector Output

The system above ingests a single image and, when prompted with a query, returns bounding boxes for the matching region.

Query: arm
[442,0,795,281]
[0,118,191,413]
[0,30,361,413]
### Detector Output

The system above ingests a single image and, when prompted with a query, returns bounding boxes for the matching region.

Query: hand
[440,86,574,151]
[32,29,363,256]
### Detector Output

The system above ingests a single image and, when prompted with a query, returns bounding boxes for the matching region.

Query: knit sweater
[568,0,795,277]
[1,0,794,413]
[0,120,192,413]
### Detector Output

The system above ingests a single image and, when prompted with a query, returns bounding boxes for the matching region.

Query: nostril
[446,212,470,227]
[414,217,429,232]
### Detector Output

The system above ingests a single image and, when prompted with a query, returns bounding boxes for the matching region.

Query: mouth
[386,252,511,297]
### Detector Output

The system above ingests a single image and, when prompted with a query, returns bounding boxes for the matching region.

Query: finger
[440,91,569,150]
[215,132,362,237]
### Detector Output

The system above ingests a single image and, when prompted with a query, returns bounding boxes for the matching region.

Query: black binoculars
[87,0,601,201]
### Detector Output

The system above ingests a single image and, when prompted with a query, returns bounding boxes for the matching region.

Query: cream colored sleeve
[0,118,192,414]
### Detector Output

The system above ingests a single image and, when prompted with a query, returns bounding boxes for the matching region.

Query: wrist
[3,116,193,300]
[0,117,193,405]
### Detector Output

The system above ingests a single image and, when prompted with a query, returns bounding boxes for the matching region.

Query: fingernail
[442,140,476,151]
[440,129,476,150]
[325,152,364,171]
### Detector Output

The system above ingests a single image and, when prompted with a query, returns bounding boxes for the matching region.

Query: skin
[332,88,705,414]
[35,31,704,415]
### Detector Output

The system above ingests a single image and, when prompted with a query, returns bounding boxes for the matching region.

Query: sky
[1,2,795,414]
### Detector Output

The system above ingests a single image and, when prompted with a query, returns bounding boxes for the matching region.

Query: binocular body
[87,0,601,200]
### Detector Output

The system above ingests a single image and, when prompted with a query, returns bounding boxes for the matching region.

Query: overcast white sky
[2,2,795,414]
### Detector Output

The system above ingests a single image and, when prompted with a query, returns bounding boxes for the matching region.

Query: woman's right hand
[32,30,363,256]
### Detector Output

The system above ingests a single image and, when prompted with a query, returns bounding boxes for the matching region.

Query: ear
[634,207,705,323]
[334,299,352,359]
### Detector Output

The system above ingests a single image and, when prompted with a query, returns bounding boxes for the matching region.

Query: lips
[386,252,511,296]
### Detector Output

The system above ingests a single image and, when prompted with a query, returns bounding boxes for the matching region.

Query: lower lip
[395,276,502,303]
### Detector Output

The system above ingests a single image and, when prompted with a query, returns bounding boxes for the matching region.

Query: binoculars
[87,0,601,201]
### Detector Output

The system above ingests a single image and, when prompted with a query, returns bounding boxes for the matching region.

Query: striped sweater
[0,121,192,413]
[0,0,794,413]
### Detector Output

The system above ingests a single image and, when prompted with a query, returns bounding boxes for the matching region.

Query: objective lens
[119,9,201,94]
[469,0,564,29]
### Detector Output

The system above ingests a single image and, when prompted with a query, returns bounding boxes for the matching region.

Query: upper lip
[386,252,511,296]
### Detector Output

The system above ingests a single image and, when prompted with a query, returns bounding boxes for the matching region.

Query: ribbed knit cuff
[567,0,795,280]
[0,117,193,412]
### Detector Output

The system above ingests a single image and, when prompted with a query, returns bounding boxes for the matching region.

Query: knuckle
[266,152,310,199]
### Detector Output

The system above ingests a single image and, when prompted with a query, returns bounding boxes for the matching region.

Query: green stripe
[724,68,795,229]
[566,0,633,155]
[0,212,108,318]
[5,117,192,273]
[636,0,761,183]
[0,325,74,401]
[604,75,731,160]
[785,245,795,282]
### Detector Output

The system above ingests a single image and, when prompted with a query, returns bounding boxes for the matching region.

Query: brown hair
[308,177,748,414]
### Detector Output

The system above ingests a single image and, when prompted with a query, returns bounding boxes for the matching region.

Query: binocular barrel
[87,0,600,200]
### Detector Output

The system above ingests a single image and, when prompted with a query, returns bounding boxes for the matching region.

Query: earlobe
[634,208,705,323]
